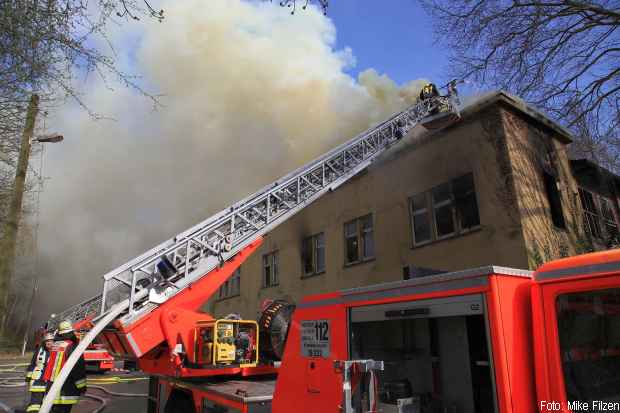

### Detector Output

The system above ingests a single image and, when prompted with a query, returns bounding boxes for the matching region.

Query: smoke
[35,0,427,322]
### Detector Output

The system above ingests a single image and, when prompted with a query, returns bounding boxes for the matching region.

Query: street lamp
[34,134,64,143]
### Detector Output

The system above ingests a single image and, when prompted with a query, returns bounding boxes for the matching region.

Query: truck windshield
[556,288,620,403]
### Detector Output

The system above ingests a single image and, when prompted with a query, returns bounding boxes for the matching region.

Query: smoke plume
[36,0,426,322]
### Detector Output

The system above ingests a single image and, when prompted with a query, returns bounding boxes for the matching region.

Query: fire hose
[39,302,127,413]
[83,385,149,413]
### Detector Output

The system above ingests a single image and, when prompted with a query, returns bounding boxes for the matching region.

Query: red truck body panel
[149,249,620,413]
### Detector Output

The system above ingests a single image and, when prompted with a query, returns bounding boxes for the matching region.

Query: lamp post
[0,94,63,339]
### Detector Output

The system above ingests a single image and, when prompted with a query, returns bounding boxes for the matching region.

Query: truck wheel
[164,390,195,413]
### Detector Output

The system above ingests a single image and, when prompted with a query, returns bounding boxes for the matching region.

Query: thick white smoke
[36,0,427,321]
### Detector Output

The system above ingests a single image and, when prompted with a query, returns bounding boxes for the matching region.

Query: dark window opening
[454,173,480,230]
[542,171,566,229]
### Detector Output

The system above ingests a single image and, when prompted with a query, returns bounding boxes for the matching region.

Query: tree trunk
[0,94,39,339]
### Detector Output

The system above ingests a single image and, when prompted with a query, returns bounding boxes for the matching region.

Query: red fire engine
[40,87,619,413]
[134,247,618,413]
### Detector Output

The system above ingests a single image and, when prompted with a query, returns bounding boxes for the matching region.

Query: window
[600,197,619,239]
[542,171,566,229]
[578,188,619,241]
[302,233,325,276]
[556,288,620,402]
[579,188,601,238]
[218,268,240,300]
[410,173,480,246]
[262,251,279,288]
[344,214,374,265]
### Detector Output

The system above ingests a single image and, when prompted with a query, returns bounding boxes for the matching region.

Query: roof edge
[460,90,573,144]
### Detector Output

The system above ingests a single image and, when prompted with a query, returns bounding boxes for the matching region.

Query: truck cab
[532,250,620,413]
[274,250,620,413]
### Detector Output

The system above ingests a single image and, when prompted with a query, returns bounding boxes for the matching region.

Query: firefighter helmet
[57,320,73,335]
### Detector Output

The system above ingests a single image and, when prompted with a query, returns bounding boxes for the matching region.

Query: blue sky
[327,0,450,86]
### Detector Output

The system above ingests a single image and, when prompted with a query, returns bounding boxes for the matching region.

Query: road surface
[0,356,149,413]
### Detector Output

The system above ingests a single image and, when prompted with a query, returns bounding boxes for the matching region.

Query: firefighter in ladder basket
[419,82,442,116]
[24,332,55,412]
[45,321,87,412]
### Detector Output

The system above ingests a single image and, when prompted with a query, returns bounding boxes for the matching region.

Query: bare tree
[0,0,165,344]
[420,0,620,170]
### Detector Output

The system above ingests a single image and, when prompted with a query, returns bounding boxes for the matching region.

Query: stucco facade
[209,92,584,319]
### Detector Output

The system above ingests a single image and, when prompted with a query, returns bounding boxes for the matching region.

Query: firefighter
[46,320,87,413]
[24,332,55,413]
[419,82,439,101]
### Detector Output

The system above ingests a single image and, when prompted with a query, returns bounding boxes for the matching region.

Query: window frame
[344,214,375,266]
[599,196,618,238]
[410,173,481,247]
[579,187,601,238]
[578,187,619,241]
[262,251,279,288]
[301,232,326,278]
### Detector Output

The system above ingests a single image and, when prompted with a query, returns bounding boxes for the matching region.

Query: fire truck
[40,85,620,413]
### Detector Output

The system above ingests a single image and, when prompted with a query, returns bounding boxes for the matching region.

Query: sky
[328,0,449,84]
[26,0,458,325]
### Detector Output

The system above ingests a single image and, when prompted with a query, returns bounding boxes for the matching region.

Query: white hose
[0,400,14,413]
[39,302,127,413]
[89,385,148,398]
[82,393,107,413]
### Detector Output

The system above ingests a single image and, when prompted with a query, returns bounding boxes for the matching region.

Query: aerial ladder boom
[40,86,461,413]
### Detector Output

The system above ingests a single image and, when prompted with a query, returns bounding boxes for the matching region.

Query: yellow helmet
[57,320,73,335]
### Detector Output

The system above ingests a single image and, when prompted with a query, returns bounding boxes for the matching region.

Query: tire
[164,390,195,413]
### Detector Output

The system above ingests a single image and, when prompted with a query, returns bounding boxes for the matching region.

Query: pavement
[0,356,149,413]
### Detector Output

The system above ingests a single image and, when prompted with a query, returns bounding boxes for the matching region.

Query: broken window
[542,171,566,229]
[411,173,481,246]
[579,188,619,241]
[600,197,619,239]
[302,233,325,276]
[262,252,279,288]
[579,188,601,238]
[344,214,374,265]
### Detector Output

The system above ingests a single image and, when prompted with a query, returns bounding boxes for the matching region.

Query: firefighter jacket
[25,345,51,393]
[42,339,87,406]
